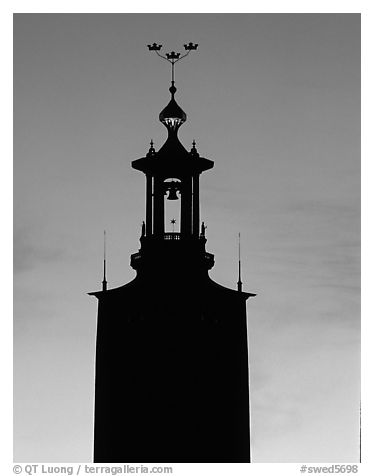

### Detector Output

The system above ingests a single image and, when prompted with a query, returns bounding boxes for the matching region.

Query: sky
[13,13,360,462]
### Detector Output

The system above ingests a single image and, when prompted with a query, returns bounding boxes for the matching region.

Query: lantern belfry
[89,44,255,463]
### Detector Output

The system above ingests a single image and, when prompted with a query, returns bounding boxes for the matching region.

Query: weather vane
[147,42,198,84]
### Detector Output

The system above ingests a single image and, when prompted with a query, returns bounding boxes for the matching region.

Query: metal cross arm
[147,42,199,83]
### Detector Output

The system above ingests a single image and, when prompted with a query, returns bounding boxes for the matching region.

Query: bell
[167,186,179,200]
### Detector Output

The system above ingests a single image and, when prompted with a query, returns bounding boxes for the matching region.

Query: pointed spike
[360,398,361,463]
[237,232,243,292]
[102,230,107,291]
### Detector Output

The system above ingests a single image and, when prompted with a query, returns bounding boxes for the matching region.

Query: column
[145,174,153,236]
[192,174,200,236]
[181,176,192,236]
[153,177,165,237]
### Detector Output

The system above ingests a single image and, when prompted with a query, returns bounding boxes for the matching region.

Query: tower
[89,44,256,463]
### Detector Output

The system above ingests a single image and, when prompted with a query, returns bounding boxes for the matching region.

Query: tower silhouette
[89,44,256,463]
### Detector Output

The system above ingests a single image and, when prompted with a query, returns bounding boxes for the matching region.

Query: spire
[102,230,107,292]
[148,42,198,133]
[237,232,243,292]
[147,41,198,86]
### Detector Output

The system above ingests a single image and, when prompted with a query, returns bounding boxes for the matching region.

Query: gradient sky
[14,13,360,462]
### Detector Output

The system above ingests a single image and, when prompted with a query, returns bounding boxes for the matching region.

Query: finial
[102,230,107,292]
[200,221,206,237]
[147,42,199,86]
[169,82,177,97]
[147,43,162,51]
[146,139,156,157]
[166,51,181,60]
[237,232,243,292]
[190,139,200,157]
[171,218,176,232]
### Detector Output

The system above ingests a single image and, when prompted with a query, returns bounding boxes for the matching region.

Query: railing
[163,233,206,241]
[131,238,214,270]
[163,233,181,240]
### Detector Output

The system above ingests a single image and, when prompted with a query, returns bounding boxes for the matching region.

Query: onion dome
[159,82,186,132]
